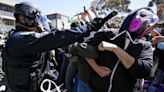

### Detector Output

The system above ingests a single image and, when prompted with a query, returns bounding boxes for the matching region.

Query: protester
[148,35,164,92]
[65,9,99,91]
[73,7,158,92]
[150,3,164,37]
[57,46,71,86]
[2,2,107,92]
[157,3,164,21]
[140,4,164,91]
[148,36,164,92]
[65,22,81,92]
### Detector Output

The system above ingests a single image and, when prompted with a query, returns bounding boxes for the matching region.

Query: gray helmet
[14,2,40,18]
[14,2,41,27]
[14,2,50,32]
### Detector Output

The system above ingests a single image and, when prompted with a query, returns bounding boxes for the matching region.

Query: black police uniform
[2,27,90,92]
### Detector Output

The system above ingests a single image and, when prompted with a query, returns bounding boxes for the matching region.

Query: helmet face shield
[15,2,51,32]
[36,15,50,31]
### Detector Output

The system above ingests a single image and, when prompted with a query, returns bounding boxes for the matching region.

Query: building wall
[0,0,15,6]
[0,0,15,32]
[47,13,70,30]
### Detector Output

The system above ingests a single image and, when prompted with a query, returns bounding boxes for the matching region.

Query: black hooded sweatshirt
[77,8,153,92]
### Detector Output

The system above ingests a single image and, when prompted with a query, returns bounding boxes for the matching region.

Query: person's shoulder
[12,31,42,38]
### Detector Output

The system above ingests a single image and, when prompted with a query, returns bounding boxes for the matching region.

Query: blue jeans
[77,80,92,92]
[72,75,79,92]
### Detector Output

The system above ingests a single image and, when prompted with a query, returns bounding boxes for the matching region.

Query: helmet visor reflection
[36,15,50,31]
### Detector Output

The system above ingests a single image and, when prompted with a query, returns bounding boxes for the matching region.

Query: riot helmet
[14,2,50,31]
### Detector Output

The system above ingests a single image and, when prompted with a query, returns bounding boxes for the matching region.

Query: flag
[68,18,77,24]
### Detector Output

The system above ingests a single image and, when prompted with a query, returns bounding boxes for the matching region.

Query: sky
[16,0,155,17]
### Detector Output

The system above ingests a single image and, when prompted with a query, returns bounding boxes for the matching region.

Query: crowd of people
[0,1,164,92]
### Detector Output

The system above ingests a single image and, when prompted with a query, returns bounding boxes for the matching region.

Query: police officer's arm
[68,32,114,78]
[22,17,107,54]
[25,29,88,53]
[67,38,112,78]
[98,41,153,78]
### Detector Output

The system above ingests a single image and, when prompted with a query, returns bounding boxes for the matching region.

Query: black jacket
[77,31,153,92]
[2,28,89,92]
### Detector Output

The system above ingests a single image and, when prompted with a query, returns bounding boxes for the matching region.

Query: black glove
[86,17,103,31]
[87,11,118,31]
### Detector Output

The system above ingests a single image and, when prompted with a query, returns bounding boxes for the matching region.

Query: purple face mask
[128,9,159,37]
[128,18,142,32]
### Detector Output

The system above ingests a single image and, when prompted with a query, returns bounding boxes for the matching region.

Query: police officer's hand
[86,17,103,31]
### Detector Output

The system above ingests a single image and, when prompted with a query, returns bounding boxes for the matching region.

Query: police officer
[2,2,106,92]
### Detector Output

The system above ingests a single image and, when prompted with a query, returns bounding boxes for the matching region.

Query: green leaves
[98,0,131,13]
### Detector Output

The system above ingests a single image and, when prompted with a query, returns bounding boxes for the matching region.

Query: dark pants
[65,61,78,92]
[57,59,69,85]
